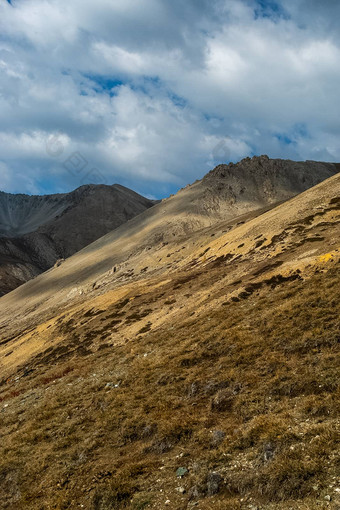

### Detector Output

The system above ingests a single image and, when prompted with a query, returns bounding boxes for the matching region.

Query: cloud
[0,0,339,197]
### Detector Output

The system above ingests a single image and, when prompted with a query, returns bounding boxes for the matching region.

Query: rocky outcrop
[202,155,340,211]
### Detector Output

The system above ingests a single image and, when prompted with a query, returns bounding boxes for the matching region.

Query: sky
[0,0,340,199]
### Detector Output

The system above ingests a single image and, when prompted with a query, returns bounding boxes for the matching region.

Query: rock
[188,381,200,397]
[141,424,157,439]
[210,429,226,447]
[206,471,222,496]
[202,379,229,396]
[176,487,186,494]
[324,495,331,501]
[262,441,276,462]
[189,462,201,474]
[146,437,173,454]
[188,485,200,501]
[176,467,188,478]
[210,389,234,412]
[105,381,121,389]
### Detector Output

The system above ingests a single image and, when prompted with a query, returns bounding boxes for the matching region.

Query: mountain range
[0,156,339,510]
[0,184,155,296]
[0,156,338,298]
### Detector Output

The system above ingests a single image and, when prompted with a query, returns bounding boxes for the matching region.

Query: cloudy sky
[0,0,340,198]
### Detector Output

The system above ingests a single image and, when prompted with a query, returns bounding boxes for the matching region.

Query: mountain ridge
[0,184,156,296]
[0,156,339,338]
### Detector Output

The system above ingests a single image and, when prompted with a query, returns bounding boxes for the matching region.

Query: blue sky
[0,0,340,199]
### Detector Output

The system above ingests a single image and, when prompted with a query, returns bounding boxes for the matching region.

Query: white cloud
[0,0,339,197]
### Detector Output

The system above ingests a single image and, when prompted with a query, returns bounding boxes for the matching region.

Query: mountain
[0,157,339,509]
[0,184,155,296]
[0,155,337,304]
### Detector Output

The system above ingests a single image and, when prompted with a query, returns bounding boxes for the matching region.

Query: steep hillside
[0,156,337,298]
[0,162,339,509]
[0,184,155,296]
[0,156,338,328]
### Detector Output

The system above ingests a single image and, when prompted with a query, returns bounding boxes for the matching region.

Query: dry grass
[0,265,339,509]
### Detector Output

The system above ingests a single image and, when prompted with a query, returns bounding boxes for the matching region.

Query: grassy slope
[0,264,339,509]
[0,175,339,510]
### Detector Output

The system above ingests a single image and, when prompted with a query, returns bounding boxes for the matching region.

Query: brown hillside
[0,162,339,509]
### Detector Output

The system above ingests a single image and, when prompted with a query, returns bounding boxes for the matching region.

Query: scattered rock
[188,485,200,501]
[176,467,188,478]
[176,487,186,494]
[262,441,276,463]
[210,429,226,447]
[188,381,200,397]
[145,436,173,454]
[105,381,121,389]
[206,471,222,496]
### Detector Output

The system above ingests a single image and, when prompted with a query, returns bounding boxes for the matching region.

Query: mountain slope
[0,160,339,372]
[0,159,339,509]
[0,155,338,325]
[0,184,155,296]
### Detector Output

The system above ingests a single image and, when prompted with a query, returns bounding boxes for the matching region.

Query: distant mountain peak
[0,184,155,295]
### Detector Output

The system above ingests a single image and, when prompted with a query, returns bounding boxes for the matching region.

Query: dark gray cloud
[283,0,340,35]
